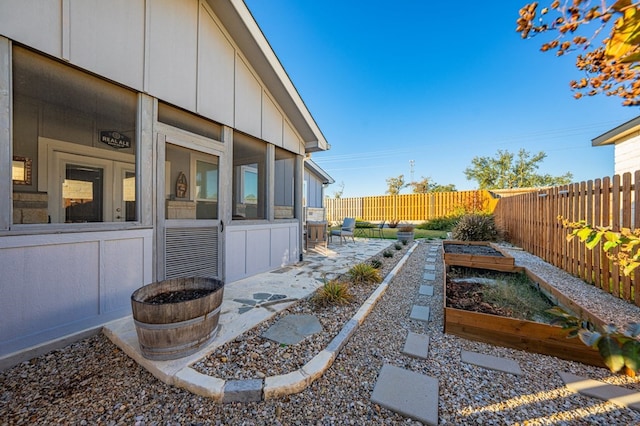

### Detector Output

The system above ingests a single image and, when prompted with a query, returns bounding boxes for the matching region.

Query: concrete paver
[261,314,322,345]
[402,332,430,359]
[371,364,438,425]
[419,285,434,296]
[423,264,436,271]
[461,350,523,375]
[222,379,263,403]
[422,272,436,281]
[559,372,640,411]
[409,305,430,322]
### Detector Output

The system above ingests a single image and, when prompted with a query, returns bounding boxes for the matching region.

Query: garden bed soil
[443,265,608,368]
[443,241,518,272]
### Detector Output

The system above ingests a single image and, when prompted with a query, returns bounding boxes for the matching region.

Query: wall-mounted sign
[100,131,131,149]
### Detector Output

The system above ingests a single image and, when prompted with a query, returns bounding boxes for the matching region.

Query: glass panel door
[63,164,104,223]
[114,162,136,222]
[195,159,218,220]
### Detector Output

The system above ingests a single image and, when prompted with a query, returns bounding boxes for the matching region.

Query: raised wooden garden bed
[443,262,607,368]
[442,241,518,272]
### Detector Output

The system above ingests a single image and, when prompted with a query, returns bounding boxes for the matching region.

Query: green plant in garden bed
[482,272,556,322]
[311,279,353,307]
[348,263,382,285]
[383,249,394,258]
[394,243,403,250]
[448,267,555,322]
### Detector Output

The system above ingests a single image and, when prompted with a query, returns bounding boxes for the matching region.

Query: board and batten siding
[0,230,153,357]
[226,222,299,282]
[0,0,305,154]
[614,134,640,177]
[305,170,325,208]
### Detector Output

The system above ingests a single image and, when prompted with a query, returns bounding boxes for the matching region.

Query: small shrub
[451,213,499,241]
[401,239,408,246]
[348,263,382,285]
[369,259,383,269]
[383,249,394,258]
[312,279,353,307]
[394,242,403,250]
[387,220,399,229]
[417,215,460,231]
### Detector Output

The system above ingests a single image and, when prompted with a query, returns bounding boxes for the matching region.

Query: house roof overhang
[305,158,335,185]
[206,0,328,153]
[592,115,640,146]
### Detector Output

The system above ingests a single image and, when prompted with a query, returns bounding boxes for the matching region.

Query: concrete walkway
[104,237,398,401]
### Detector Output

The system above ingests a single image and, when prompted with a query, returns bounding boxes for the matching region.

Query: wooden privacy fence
[493,170,640,308]
[325,190,498,223]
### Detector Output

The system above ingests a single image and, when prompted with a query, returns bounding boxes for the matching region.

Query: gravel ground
[2,240,640,425]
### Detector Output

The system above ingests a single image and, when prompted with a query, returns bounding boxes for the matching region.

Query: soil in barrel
[144,289,214,304]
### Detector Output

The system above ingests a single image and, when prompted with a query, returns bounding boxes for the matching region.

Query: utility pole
[409,160,415,183]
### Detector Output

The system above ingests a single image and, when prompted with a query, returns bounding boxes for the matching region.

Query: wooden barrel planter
[131,277,224,361]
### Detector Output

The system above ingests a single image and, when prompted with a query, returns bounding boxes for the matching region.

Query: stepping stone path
[371,241,640,423]
[373,242,440,423]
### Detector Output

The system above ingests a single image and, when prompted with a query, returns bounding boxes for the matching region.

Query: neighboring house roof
[209,0,328,153]
[592,115,640,146]
[305,158,335,185]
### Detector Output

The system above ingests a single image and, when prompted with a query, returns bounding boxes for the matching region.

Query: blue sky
[244,1,639,198]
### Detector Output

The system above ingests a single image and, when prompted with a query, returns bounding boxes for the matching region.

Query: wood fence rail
[324,190,498,223]
[493,170,640,308]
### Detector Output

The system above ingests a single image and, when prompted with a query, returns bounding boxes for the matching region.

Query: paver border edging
[174,240,423,402]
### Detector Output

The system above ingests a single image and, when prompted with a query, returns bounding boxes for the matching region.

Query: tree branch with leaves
[560,217,640,275]
[517,0,640,106]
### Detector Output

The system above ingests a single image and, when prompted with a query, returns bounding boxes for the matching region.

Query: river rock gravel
[2,240,640,425]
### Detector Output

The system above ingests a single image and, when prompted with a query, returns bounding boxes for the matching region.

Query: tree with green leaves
[517,0,640,106]
[409,176,457,193]
[385,174,406,195]
[464,149,573,189]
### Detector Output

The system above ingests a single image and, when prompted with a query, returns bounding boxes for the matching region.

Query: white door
[51,151,135,223]
[114,162,136,222]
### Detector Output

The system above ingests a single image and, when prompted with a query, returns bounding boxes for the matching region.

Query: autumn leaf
[605,2,640,61]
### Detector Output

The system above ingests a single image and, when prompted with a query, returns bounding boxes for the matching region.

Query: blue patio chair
[330,217,356,244]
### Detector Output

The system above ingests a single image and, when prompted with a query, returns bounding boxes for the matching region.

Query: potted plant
[396,224,415,243]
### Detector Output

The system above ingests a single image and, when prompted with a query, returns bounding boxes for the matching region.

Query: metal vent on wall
[165,227,218,279]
